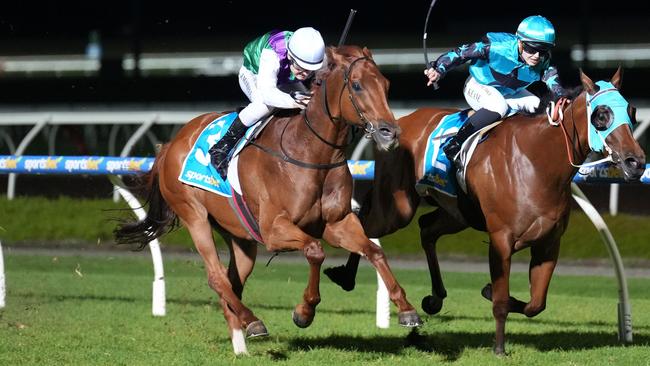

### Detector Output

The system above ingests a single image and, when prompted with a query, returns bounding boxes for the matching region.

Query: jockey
[209,27,325,178]
[424,15,568,164]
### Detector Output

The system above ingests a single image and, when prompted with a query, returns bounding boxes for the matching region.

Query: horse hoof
[323,266,355,291]
[292,310,314,328]
[481,283,492,301]
[398,310,423,327]
[421,294,444,315]
[245,320,269,338]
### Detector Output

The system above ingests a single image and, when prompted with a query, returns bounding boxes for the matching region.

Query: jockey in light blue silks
[208,27,325,179]
[424,15,569,165]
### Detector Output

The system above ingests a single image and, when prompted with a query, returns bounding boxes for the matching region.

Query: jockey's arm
[542,66,568,100]
[257,49,303,109]
[427,40,490,78]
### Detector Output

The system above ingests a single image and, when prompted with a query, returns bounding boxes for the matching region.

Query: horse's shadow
[285,329,650,361]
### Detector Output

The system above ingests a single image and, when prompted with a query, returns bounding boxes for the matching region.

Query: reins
[554,95,614,168]
[251,55,376,170]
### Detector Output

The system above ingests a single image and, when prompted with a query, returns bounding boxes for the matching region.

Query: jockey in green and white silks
[424,15,568,165]
[209,27,325,179]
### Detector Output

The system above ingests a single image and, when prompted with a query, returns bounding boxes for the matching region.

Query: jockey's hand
[291,91,312,109]
[424,67,441,86]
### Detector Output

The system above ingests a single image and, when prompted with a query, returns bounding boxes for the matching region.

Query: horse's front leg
[487,230,514,355]
[324,212,422,327]
[264,213,324,328]
[292,240,325,328]
[524,239,560,317]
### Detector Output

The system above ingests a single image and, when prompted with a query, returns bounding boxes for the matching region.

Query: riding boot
[442,122,475,162]
[443,108,502,164]
[208,116,248,179]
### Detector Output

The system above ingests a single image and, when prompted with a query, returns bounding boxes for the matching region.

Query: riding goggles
[522,41,551,57]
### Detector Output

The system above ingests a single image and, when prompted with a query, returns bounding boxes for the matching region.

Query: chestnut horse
[325,68,646,354]
[114,45,421,355]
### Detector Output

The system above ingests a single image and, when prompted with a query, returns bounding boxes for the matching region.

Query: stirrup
[215,159,229,180]
[443,143,460,162]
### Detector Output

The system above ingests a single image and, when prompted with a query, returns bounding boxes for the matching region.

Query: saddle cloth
[414,110,470,197]
[414,109,502,197]
[178,112,264,196]
[178,112,267,243]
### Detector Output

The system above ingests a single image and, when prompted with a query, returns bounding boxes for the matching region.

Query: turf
[0,253,649,365]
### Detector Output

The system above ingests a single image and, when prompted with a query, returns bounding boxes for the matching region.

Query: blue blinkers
[586,81,633,153]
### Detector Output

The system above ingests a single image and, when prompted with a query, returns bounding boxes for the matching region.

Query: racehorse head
[579,67,646,181]
[314,45,400,151]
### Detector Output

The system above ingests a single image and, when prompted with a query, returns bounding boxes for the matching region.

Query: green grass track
[1,253,649,365]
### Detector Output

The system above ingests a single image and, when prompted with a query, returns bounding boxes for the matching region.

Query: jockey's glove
[290,91,312,109]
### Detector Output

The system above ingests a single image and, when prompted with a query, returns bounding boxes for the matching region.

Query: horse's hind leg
[220,236,261,355]
[183,217,262,336]
[524,239,560,317]
[419,209,467,315]
[323,253,360,291]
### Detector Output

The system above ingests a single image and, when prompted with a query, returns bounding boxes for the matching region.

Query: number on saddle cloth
[178,112,242,196]
[415,110,471,197]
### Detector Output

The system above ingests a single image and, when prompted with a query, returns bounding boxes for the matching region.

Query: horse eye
[352,81,362,92]
[591,105,614,131]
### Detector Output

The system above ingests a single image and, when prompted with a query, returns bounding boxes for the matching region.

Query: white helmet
[287,27,325,71]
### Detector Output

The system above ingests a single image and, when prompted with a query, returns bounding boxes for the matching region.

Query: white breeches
[463,76,540,117]
[237,66,272,127]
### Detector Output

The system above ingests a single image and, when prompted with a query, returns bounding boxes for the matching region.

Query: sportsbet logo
[23,157,63,171]
[0,157,20,169]
[106,158,147,173]
[64,158,103,172]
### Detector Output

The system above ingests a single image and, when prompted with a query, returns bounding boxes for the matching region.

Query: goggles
[289,57,314,77]
[522,41,551,57]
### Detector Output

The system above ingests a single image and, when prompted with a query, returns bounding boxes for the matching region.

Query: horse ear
[579,68,598,94]
[362,46,373,59]
[611,66,623,89]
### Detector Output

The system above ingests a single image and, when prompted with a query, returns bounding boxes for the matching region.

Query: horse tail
[114,144,179,250]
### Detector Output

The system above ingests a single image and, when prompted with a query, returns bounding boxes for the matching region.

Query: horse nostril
[624,157,641,170]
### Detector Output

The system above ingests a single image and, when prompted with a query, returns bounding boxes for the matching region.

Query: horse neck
[521,93,591,183]
[287,84,350,161]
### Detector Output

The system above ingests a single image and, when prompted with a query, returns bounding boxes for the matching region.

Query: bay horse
[325,68,646,354]
[114,45,422,355]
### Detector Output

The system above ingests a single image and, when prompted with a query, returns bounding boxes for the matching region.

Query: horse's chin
[622,167,645,182]
[619,155,646,182]
[374,136,399,151]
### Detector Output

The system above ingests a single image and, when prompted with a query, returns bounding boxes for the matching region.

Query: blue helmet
[516,15,555,47]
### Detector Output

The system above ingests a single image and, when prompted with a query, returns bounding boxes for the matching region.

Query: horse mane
[311,45,370,93]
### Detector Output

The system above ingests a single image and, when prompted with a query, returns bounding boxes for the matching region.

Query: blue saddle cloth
[416,110,470,197]
[178,112,244,197]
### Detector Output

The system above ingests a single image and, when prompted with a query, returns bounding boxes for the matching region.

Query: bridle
[251,55,380,169]
[318,56,377,137]
[556,93,618,168]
